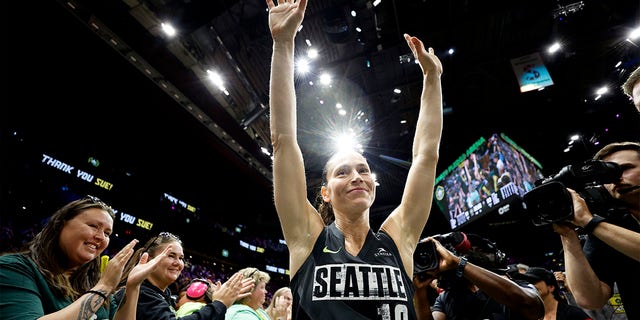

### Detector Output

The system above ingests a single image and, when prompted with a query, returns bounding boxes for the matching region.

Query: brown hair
[593,141,640,160]
[622,66,640,98]
[23,196,115,299]
[315,153,338,225]
[118,232,182,288]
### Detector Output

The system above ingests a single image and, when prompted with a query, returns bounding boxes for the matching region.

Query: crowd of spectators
[0,217,288,308]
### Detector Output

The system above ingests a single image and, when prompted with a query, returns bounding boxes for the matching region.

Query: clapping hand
[211,272,256,307]
[98,239,139,291]
[125,244,173,288]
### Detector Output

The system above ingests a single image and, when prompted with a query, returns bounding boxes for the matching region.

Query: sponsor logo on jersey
[374,248,392,257]
[323,246,342,254]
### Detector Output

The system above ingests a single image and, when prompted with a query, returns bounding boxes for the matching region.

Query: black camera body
[414,232,469,280]
[414,232,507,291]
[522,159,622,226]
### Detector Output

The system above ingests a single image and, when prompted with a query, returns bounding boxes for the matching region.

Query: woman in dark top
[0,195,170,320]
[266,0,444,318]
[116,231,254,319]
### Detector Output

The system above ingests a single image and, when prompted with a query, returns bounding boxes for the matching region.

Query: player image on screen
[434,133,545,230]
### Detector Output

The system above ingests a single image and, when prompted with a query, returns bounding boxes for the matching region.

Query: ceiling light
[307,48,319,59]
[160,22,177,37]
[628,26,640,40]
[319,73,332,86]
[547,42,561,54]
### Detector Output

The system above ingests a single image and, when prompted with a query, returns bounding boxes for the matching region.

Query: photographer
[513,267,591,320]
[412,233,544,320]
[552,141,640,319]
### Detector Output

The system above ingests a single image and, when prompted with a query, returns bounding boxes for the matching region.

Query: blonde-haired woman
[265,287,292,320]
[225,267,271,320]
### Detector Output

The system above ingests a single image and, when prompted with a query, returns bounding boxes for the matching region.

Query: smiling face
[58,208,113,269]
[322,150,376,217]
[148,241,185,291]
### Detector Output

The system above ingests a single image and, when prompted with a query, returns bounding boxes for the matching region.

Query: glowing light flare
[161,22,177,37]
[319,73,332,86]
[307,48,319,59]
[628,27,640,40]
[331,131,365,154]
[547,42,561,54]
[595,86,608,95]
[296,57,311,75]
[206,70,226,92]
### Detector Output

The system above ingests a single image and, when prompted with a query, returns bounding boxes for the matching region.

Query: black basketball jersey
[290,223,417,320]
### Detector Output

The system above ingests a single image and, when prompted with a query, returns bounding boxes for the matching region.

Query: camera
[522,159,621,226]
[414,232,470,280]
[414,232,507,291]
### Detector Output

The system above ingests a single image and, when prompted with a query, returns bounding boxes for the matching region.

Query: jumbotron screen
[433,133,545,230]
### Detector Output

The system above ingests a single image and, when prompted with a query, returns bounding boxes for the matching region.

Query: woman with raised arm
[266,0,444,318]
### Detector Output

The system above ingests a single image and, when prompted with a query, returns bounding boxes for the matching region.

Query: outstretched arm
[553,222,612,309]
[430,239,544,320]
[267,0,323,277]
[381,34,443,275]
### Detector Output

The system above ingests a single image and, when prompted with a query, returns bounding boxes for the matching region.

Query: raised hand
[98,239,139,291]
[266,0,308,42]
[404,33,443,77]
[211,272,256,307]
[125,244,173,287]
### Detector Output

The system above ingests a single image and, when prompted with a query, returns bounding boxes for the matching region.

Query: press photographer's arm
[558,188,640,262]
[552,141,640,316]
[413,237,543,320]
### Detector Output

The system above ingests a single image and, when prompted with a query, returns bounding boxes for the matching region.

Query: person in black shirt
[115,232,254,319]
[552,141,640,319]
[266,0,444,318]
[514,267,591,320]
[413,234,544,320]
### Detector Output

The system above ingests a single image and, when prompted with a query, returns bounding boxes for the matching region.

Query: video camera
[414,232,470,280]
[414,232,507,291]
[522,159,622,226]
